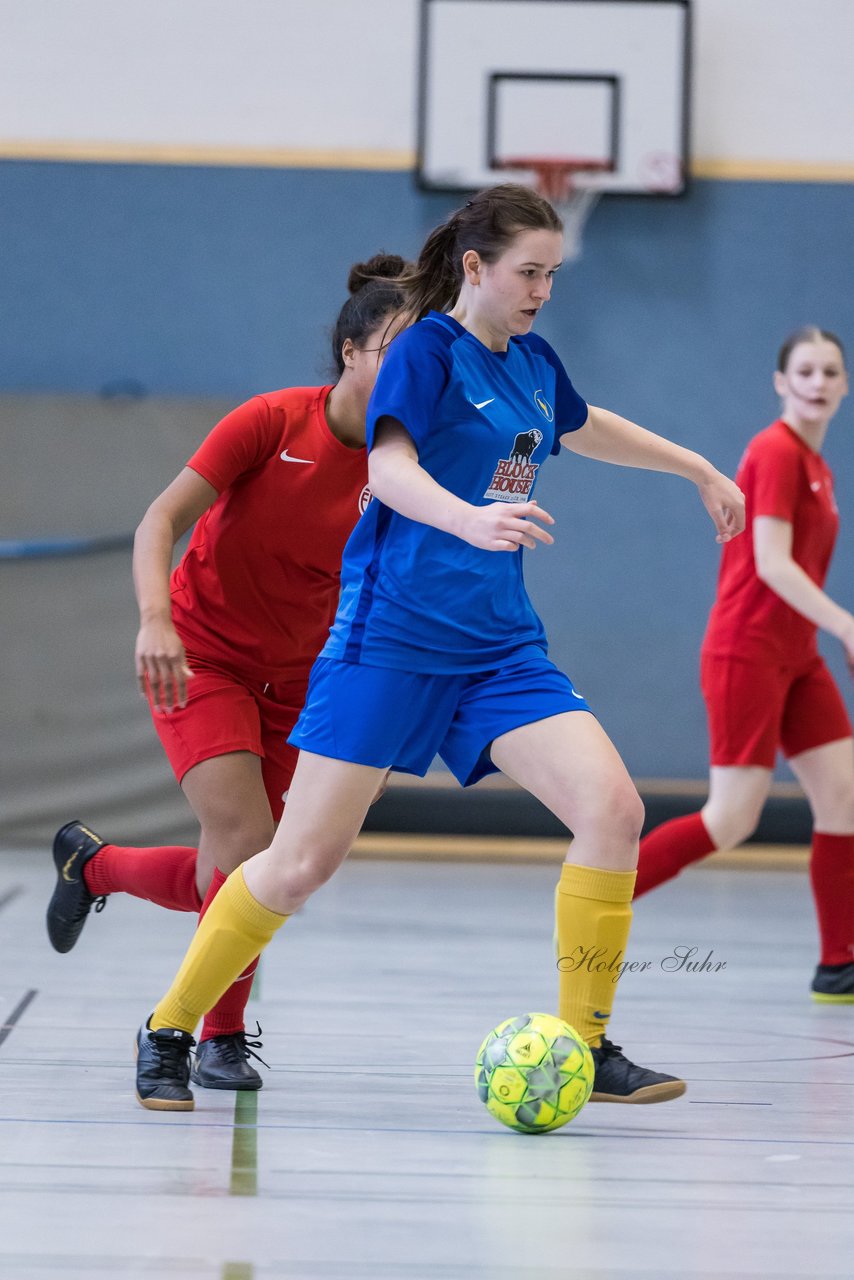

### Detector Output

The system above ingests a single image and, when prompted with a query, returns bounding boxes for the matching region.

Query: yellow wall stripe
[693,157,854,183]
[2,139,853,183]
[0,139,415,170]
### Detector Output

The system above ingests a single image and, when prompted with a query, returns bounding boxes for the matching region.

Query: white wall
[692,0,854,167]
[0,0,418,152]
[1,0,853,170]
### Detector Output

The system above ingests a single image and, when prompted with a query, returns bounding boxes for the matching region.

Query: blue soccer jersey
[321,312,588,672]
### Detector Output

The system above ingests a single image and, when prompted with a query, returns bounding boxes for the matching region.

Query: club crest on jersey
[533,389,554,421]
[358,485,372,514]
[483,429,544,502]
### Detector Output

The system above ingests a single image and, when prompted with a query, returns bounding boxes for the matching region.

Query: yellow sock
[556,863,636,1047]
[150,866,288,1034]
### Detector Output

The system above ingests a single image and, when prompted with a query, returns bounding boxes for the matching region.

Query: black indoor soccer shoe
[191,1030,266,1091]
[589,1038,687,1104]
[135,1022,195,1111]
[811,962,854,1003]
[46,820,107,953]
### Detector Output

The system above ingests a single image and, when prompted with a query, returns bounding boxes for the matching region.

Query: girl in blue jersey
[134,184,745,1112]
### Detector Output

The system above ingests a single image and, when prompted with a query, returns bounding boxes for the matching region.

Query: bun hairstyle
[346,252,407,295]
[395,183,563,328]
[777,326,846,373]
[332,252,409,375]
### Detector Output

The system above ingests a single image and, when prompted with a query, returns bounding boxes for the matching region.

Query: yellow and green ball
[475,1012,594,1133]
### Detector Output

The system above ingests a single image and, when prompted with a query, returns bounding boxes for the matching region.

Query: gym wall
[2,1,852,844]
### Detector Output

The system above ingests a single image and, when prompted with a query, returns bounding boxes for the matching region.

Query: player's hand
[837,614,854,678]
[135,614,193,711]
[697,471,745,544]
[460,500,555,552]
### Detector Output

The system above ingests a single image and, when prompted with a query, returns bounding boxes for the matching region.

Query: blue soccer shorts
[288,652,592,787]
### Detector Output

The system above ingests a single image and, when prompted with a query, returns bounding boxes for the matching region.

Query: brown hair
[331,252,409,376]
[395,183,563,327]
[777,326,847,373]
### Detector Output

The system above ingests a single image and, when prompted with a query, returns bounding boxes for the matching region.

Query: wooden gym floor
[1,842,852,1279]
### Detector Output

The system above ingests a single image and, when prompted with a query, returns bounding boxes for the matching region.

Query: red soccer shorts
[700,651,852,769]
[149,655,307,822]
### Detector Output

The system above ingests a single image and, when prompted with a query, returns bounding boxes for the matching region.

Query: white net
[498,158,608,263]
[553,181,603,262]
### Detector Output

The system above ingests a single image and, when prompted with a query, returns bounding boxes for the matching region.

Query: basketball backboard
[417,0,691,197]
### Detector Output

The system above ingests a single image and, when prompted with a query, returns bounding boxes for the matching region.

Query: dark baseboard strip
[362,782,812,845]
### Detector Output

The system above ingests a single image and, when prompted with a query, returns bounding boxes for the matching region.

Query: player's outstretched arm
[561,405,745,544]
[369,417,555,552]
[133,467,218,709]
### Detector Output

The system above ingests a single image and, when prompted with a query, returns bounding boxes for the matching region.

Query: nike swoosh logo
[471,398,495,410]
[593,1011,609,1020]
[62,852,79,883]
[280,450,315,464]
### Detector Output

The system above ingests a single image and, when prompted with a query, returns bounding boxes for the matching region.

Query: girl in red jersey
[635,328,854,1001]
[46,254,407,1086]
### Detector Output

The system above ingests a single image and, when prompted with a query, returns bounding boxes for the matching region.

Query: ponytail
[396,184,562,327]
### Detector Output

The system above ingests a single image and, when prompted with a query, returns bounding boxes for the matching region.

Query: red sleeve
[747,434,801,524]
[186,396,278,492]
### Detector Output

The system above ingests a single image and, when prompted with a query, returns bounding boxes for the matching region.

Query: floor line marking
[0,886,23,914]
[0,990,38,1050]
[230,1090,258,1197]
[222,1264,254,1280]
[1,1113,854,1146]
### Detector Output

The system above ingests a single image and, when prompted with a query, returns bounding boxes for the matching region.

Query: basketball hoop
[495,157,613,262]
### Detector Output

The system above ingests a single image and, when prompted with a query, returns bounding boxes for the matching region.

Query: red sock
[83,843,201,911]
[810,832,854,966]
[634,812,717,897]
[198,867,260,1042]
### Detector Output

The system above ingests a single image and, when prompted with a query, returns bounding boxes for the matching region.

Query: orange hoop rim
[494,155,614,202]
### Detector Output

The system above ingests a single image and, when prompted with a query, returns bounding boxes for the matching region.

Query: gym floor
[1,845,852,1279]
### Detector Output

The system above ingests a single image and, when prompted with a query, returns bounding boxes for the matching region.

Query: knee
[702,801,760,851]
[277,843,347,906]
[202,815,276,875]
[840,794,854,832]
[618,786,646,845]
[577,779,645,847]
[811,779,854,832]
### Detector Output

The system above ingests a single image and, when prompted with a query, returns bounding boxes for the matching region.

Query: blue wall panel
[3,161,852,777]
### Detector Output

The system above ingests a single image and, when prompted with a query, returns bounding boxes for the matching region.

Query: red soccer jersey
[702,419,838,663]
[170,386,370,683]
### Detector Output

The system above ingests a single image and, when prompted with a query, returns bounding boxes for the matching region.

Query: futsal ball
[475,1012,594,1134]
